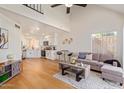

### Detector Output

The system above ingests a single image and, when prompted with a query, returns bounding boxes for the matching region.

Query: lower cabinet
[26,49,41,58]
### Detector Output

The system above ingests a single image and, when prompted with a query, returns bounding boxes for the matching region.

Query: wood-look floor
[0,58,73,89]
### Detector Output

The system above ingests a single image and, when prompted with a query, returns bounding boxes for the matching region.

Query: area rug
[53,71,123,89]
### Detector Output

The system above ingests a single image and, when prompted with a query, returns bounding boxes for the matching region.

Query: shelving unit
[0,61,21,86]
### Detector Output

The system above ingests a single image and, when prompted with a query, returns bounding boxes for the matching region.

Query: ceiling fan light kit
[65,4,73,7]
[51,4,87,14]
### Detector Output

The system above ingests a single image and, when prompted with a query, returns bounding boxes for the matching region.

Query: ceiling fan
[51,4,87,14]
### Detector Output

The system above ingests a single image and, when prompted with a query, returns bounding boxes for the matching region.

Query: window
[91,32,117,58]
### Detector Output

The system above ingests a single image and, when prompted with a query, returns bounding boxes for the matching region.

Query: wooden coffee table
[58,61,90,81]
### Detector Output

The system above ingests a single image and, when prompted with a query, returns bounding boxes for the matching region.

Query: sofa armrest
[101,64,123,76]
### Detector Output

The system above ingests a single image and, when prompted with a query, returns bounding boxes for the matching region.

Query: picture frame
[0,27,8,49]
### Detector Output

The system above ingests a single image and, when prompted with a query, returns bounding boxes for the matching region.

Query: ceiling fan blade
[51,4,62,8]
[74,4,87,7]
[66,7,70,14]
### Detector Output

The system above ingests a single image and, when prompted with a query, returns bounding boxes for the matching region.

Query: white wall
[123,25,124,68]
[0,4,70,32]
[43,24,71,50]
[21,33,27,46]
[69,5,124,64]
[0,4,123,65]
[22,23,69,50]
[0,14,22,62]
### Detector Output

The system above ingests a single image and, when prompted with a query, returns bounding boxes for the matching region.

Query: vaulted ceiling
[0,4,124,40]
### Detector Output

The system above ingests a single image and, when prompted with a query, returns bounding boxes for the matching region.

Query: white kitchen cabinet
[26,49,41,58]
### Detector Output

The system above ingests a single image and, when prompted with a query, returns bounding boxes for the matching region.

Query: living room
[0,4,124,89]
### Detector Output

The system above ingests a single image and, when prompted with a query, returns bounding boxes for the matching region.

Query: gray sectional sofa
[76,52,124,85]
[77,52,114,71]
[77,59,104,71]
[57,51,124,85]
[101,64,123,85]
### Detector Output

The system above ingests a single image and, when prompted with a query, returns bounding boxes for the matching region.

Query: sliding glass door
[91,32,117,58]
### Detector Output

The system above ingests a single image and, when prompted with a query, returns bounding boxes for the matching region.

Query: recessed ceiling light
[25,36,32,39]
[42,33,45,36]
[30,30,34,33]
[25,33,30,36]
[114,31,117,35]
[45,35,50,39]
[36,27,40,30]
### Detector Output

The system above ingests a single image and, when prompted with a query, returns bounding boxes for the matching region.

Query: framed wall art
[0,27,8,49]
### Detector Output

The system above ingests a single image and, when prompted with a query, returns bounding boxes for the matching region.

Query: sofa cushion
[88,60,104,67]
[77,59,104,67]
[92,53,99,61]
[86,54,92,60]
[101,64,123,76]
[99,54,113,62]
[92,53,114,62]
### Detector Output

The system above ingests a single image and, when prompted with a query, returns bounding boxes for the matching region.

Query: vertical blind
[92,32,117,58]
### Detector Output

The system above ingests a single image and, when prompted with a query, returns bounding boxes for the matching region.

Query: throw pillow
[113,61,117,67]
[78,52,87,59]
[86,54,92,60]
[71,57,77,64]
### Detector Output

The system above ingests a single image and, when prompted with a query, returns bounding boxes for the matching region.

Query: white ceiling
[0,7,59,39]
[99,4,124,15]
[0,4,124,39]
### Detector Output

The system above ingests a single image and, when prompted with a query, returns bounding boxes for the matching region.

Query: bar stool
[57,51,70,75]
[56,51,62,61]
[67,52,73,63]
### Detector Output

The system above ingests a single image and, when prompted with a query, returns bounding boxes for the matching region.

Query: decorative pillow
[78,52,87,59]
[113,61,117,67]
[99,54,113,62]
[86,54,92,60]
[71,57,77,64]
